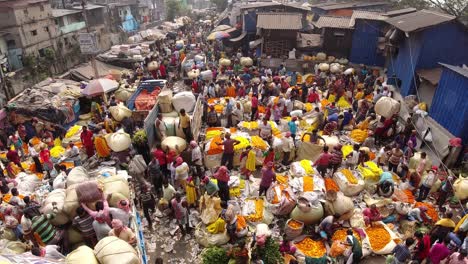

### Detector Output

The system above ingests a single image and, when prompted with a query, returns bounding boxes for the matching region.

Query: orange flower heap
[365,226,391,251]
[332,229,361,243]
[415,202,438,222]
[295,237,326,258]
[325,178,340,192]
[288,220,303,229]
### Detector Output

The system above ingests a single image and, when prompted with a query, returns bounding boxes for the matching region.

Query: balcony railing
[60,21,86,34]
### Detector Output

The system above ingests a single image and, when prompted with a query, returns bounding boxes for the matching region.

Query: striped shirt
[392,244,411,263]
[31,214,56,244]
[73,215,95,238]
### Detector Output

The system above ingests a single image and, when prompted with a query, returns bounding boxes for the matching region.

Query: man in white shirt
[417,166,437,202]
[190,141,203,177]
[259,118,272,141]
[282,132,295,165]
[66,142,81,166]
[285,95,294,113]
[28,142,43,172]
[155,114,167,140]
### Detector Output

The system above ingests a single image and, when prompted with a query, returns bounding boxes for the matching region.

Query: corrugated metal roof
[239,1,310,11]
[0,0,48,9]
[383,7,417,17]
[314,1,388,11]
[257,13,303,30]
[349,10,387,27]
[385,9,455,33]
[439,63,468,79]
[52,9,81,18]
[314,16,352,29]
[416,68,443,85]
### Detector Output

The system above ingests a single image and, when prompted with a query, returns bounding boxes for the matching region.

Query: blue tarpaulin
[123,14,139,32]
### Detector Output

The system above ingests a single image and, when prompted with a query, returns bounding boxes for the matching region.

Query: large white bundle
[172,91,196,112]
[163,117,177,136]
[333,170,365,196]
[330,63,341,73]
[316,52,326,60]
[67,167,90,187]
[290,193,324,224]
[100,175,130,207]
[42,189,69,225]
[111,46,120,54]
[15,172,40,194]
[173,118,187,138]
[219,58,231,66]
[158,90,173,104]
[67,245,98,264]
[454,176,468,200]
[200,70,213,80]
[187,69,200,79]
[374,97,401,118]
[240,57,253,67]
[0,239,29,254]
[105,130,132,152]
[319,63,329,72]
[161,136,187,153]
[159,102,173,113]
[290,110,303,117]
[109,103,132,122]
[94,237,139,264]
[338,58,349,64]
[148,61,159,71]
[344,68,354,75]
[114,87,133,102]
[194,55,205,62]
[195,223,230,247]
[321,135,339,147]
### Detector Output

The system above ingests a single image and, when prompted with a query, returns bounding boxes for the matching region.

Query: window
[23,9,28,15]
[55,19,59,25]
[6,40,16,49]
[64,37,69,45]
[44,26,49,32]
[31,30,37,36]
[38,48,46,57]
[40,5,44,12]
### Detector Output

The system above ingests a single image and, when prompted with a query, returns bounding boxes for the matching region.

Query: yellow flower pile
[242,121,259,130]
[247,199,264,222]
[229,179,245,197]
[304,103,313,112]
[251,136,268,150]
[276,174,289,185]
[206,129,223,140]
[300,160,315,175]
[350,129,368,143]
[341,169,358,184]
[268,121,282,138]
[65,125,82,138]
[365,226,391,251]
[336,96,351,109]
[233,136,250,151]
[295,237,327,258]
[358,161,383,181]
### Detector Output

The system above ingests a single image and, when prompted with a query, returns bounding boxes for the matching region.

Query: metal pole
[82,0,99,79]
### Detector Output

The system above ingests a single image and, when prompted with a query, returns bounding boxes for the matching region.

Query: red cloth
[251,96,258,108]
[80,130,94,147]
[159,64,166,77]
[6,150,20,164]
[314,152,332,166]
[263,151,275,165]
[222,139,237,154]
[152,148,167,166]
[214,171,229,183]
[308,92,319,103]
[416,235,431,260]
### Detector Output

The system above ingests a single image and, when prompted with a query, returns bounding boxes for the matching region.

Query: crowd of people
[0,15,466,264]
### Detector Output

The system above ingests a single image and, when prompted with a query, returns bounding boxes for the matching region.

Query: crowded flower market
[0,4,467,264]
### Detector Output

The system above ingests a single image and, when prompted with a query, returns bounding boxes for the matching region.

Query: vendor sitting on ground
[378,171,395,197]
[363,204,382,226]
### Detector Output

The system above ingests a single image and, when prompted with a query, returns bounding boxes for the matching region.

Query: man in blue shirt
[288,117,298,144]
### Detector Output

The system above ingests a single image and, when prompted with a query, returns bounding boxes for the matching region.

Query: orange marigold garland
[365,226,391,251]
[325,178,340,192]
[295,237,327,258]
[415,202,439,222]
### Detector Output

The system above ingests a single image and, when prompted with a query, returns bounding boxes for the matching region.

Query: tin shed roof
[439,63,468,79]
[385,9,455,33]
[257,13,303,30]
[314,16,352,29]
[349,10,387,27]
[383,7,417,17]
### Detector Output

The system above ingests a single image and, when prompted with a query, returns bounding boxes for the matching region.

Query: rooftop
[239,1,310,11]
[385,9,456,33]
[0,0,48,9]
[257,13,303,30]
[314,16,352,29]
[311,1,389,11]
[349,10,387,27]
[70,3,105,10]
[383,7,417,17]
[52,9,81,18]
[439,63,468,79]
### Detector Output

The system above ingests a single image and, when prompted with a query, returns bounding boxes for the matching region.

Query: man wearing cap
[259,162,276,196]
[417,165,438,202]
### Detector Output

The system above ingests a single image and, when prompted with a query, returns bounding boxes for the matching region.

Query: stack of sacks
[172,91,196,112]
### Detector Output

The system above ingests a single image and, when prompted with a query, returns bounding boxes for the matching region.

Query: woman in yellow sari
[185,176,197,207]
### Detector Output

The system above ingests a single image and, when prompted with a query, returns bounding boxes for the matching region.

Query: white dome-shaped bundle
[374,97,401,119]
[319,63,330,72]
[219,58,231,66]
[344,68,354,75]
[187,69,200,79]
[109,103,132,122]
[454,176,468,200]
[105,130,132,152]
[316,52,326,60]
[200,70,213,80]
[240,57,253,67]
[148,61,159,71]
[172,91,196,112]
[330,63,341,73]
[158,90,173,104]
[42,189,69,225]
[161,136,187,153]
[194,54,205,62]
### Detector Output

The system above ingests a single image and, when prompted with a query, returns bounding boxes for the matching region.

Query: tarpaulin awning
[417,68,443,85]
[257,13,303,30]
[297,33,322,48]
[230,31,247,42]
[249,38,263,49]
[69,61,127,81]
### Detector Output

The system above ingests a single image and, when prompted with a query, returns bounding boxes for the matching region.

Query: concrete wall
[13,3,53,26]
